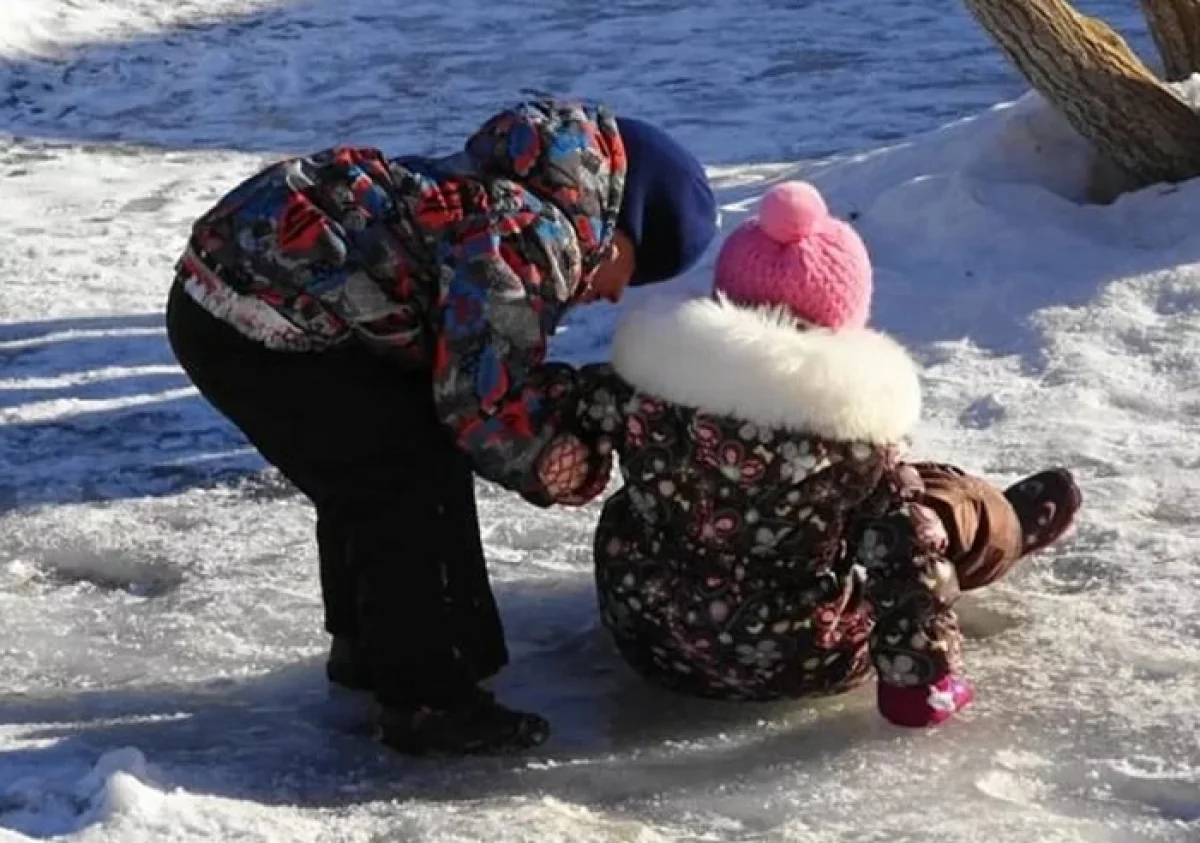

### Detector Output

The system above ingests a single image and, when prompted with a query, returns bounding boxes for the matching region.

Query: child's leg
[913,464,1080,591]
[316,511,357,642]
[167,285,366,645]
[317,511,375,690]
[165,282,506,703]
[916,465,1022,590]
[346,418,508,708]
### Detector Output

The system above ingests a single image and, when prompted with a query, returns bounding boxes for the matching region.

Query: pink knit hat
[714,181,872,330]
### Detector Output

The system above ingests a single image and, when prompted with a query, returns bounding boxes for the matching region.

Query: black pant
[165,282,508,706]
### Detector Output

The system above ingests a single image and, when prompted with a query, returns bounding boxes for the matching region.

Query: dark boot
[377,688,550,756]
[326,636,373,692]
[1004,468,1081,557]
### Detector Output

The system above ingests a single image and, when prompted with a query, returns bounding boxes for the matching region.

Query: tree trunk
[1139,0,1200,81]
[962,0,1200,193]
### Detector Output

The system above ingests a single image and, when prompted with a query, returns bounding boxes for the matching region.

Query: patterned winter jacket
[564,296,966,715]
[176,100,625,506]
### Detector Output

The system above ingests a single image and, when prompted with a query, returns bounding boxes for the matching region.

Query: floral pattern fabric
[568,365,963,702]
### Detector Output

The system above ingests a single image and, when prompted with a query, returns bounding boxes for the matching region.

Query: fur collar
[610,295,922,443]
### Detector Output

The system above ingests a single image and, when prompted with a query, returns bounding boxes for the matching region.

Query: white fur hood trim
[610,296,922,443]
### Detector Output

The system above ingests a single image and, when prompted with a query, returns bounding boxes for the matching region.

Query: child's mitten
[537,434,612,506]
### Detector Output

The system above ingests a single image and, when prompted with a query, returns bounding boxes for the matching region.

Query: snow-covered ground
[1,1,1197,841]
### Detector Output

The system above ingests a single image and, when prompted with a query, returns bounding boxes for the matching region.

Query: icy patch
[1101,758,1200,823]
[24,543,183,597]
[975,768,1053,806]
[0,0,1059,165]
[2,508,188,597]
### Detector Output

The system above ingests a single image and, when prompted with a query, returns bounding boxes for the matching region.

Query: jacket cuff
[516,470,557,508]
[877,674,975,728]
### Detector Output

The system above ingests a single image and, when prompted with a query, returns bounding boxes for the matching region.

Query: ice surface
[0,0,1152,165]
[1,1,1197,841]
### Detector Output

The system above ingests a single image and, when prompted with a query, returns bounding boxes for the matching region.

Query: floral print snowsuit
[566,296,965,706]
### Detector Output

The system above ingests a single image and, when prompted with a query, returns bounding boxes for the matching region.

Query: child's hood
[463,100,627,277]
[610,295,921,444]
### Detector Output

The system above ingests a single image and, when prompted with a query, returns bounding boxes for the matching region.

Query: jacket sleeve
[848,463,972,725]
[565,364,633,445]
[428,191,594,507]
[530,363,633,506]
[425,97,629,507]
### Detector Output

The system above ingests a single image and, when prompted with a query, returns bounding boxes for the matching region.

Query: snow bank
[0,747,347,842]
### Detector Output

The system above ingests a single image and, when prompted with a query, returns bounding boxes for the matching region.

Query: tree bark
[962,0,1200,193]
[1139,0,1200,81]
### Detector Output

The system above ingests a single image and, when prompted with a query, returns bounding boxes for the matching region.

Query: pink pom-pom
[758,181,828,244]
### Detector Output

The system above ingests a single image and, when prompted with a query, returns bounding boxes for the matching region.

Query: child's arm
[568,364,632,442]
[428,100,626,508]
[429,218,628,508]
[850,465,974,727]
[534,364,632,506]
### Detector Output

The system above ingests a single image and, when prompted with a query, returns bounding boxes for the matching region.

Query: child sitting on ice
[543,181,1081,727]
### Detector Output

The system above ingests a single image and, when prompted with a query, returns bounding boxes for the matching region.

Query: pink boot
[877,674,975,728]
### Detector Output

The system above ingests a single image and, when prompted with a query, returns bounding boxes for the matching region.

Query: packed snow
[1,1,1197,841]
